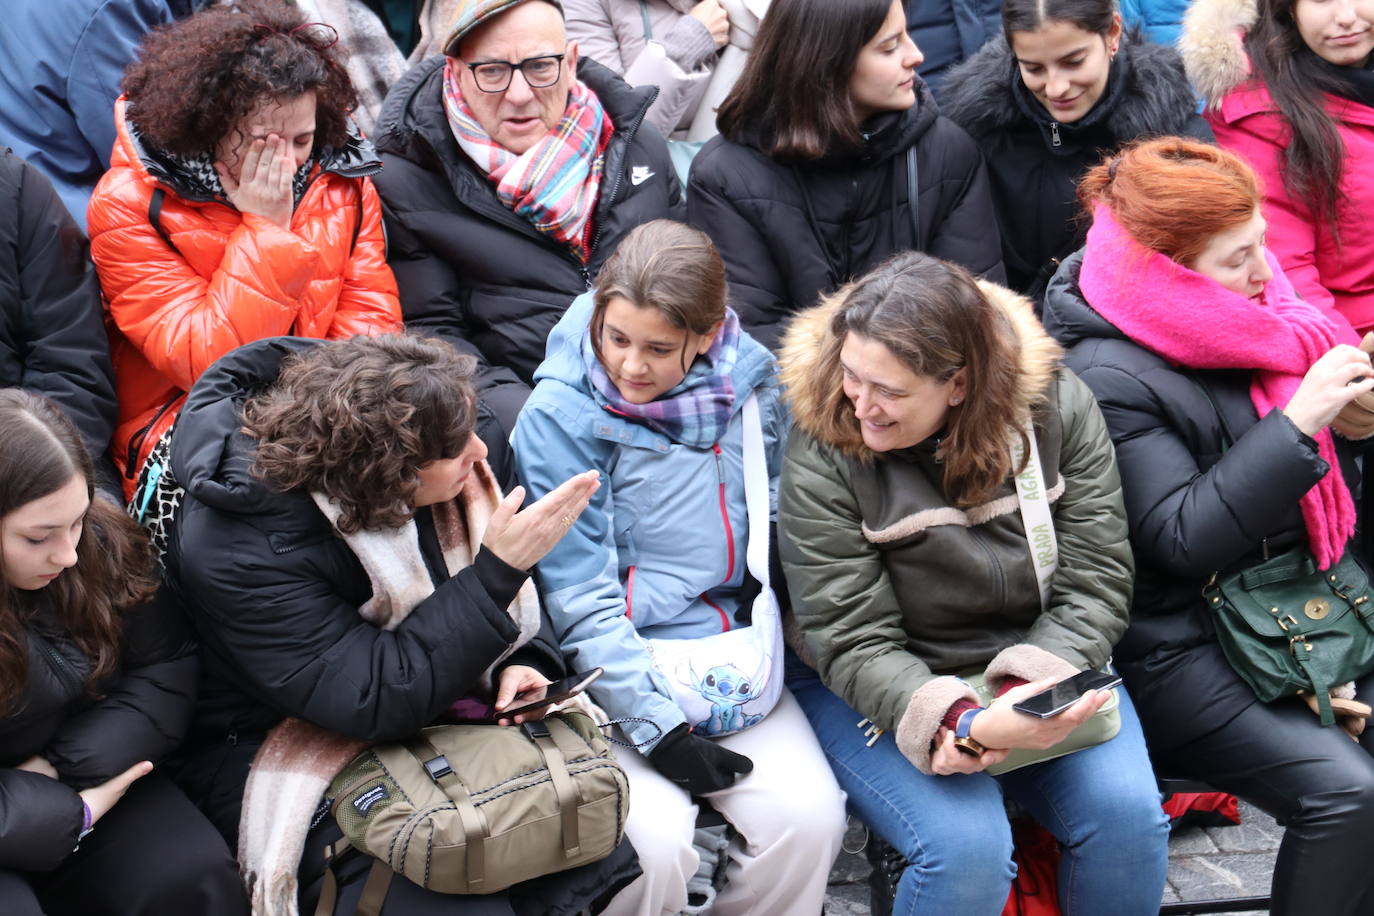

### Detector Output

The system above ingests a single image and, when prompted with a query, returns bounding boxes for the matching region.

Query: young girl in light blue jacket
[512,219,845,916]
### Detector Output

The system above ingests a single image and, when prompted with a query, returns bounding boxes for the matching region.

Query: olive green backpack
[319,711,629,915]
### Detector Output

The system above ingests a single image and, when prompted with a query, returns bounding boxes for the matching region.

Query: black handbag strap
[906,145,922,251]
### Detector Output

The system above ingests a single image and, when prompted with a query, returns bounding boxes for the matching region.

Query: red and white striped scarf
[443,60,613,262]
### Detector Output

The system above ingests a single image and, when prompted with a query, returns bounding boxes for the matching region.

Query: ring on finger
[560,515,573,529]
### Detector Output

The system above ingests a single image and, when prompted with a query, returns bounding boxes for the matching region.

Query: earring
[950,397,963,406]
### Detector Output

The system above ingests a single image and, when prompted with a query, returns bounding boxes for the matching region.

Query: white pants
[601,688,847,916]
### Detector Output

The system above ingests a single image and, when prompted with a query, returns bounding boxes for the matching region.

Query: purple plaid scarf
[443,60,612,262]
[584,309,743,448]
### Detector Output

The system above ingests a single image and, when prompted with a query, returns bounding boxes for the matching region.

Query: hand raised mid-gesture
[483,470,601,570]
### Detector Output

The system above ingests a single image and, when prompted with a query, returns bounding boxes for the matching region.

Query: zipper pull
[711,443,725,483]
[1050,122,1062,148]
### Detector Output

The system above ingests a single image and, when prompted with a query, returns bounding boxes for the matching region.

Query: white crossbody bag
[640,393,785,737]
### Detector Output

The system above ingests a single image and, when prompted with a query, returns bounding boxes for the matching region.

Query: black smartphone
[1011,669,1122,719]
[497,667,604,720]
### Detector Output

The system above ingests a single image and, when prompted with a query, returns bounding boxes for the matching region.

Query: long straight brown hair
[715,0,894,160]
[827,253,1028,507]
[1246,0,1354,236]
[0,391,157,712]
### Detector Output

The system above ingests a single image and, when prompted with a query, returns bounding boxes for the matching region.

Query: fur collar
[942,32,1200,142]
[1179,0,1259,107]
[780,280,1062,459]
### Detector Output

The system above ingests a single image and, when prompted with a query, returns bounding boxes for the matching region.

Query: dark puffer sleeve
[3,152,118,490]
[43,586,199,790]
[1075,358,1328,576]
[0,767,84,871]
[920,117,1006,285]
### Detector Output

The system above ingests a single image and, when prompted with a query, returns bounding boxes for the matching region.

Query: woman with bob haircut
[1183,0,1374,334]
[88,0,401,529]
[512,219,846,916]
[685,0,1004,352]
[941,0,1211,302]
[0,390,246,916]
[1042,137,1374,915]
[161,333,633,914]
[778,251,1168,915]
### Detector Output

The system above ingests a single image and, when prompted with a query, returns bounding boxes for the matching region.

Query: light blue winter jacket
[512,292,786,749]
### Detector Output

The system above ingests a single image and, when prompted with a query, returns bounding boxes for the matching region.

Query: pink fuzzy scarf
[1079,203,1358,569]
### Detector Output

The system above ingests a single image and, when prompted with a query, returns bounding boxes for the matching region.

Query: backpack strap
[404,736,489,889]
[148,187,176,252]
[524,719,582,859]
[315,843,393,916]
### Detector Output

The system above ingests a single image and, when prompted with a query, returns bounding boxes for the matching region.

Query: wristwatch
[952,708,987,757]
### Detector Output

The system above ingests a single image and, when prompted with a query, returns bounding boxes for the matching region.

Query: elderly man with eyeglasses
[374,0,682,432]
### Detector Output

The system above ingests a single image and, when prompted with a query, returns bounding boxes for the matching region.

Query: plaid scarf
[443,60,613,262]
[584,308,743,448]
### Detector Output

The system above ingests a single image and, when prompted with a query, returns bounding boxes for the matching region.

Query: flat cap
[444,0,565,57]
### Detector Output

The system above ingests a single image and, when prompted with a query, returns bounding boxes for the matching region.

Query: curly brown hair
[0,391,158,713]
[122,0,357,159]
[241,335,479,534]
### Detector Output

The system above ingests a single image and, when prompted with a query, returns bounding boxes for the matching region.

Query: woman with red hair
[1042,136,1374,915]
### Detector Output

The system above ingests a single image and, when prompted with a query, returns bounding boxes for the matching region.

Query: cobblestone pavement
[824,799,1279,914]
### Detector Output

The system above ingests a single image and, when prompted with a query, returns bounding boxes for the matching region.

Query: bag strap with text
[1012,417,1058,611]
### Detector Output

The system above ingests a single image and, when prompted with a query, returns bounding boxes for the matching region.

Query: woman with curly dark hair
[161,333,633,914]
[87,0,402,547]
[0,389,247,916]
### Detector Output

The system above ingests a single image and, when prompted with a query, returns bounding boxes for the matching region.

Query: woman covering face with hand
[88,0,401,535]
[1042,137,1374,916]
[686,0,1004,352]
[1184,0,1374,335]
[778,252,1169,915]
[0,390,246,916]
[941,0,1212,302]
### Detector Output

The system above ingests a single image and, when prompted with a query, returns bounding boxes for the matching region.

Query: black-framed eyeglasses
[465,54,565,93]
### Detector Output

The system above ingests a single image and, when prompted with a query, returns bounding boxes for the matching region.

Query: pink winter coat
[1208,84,1374,334]
[1182,0,1372,334]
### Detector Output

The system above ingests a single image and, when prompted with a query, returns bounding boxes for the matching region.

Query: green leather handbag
[1203,546,1374,726]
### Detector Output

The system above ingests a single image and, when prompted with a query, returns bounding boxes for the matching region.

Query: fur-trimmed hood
[779,278,1062,459]
[1179,0,1259,107]
[942,31,1201,146]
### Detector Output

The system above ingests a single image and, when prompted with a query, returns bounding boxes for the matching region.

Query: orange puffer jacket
[89,99,403,500]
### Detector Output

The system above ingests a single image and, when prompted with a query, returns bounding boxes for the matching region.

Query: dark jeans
[1148,667,1374,916]
[0,772,247,916]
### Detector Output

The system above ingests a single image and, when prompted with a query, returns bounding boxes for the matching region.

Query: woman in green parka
[777,251,1169,915]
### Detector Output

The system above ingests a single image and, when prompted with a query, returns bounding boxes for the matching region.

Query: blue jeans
[787,659,1170,916]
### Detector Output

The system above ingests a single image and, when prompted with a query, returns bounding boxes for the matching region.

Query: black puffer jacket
[1041,252,1362,753]
[942,35,1213,301]
[0,150,118,492]
[0,576,199,871]
[161,339,642,915]
[685,81,1004,353]
[163,339,566,828]
[373,57,683,426]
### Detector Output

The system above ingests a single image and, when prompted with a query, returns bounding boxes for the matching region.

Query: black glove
[648,724,754,795]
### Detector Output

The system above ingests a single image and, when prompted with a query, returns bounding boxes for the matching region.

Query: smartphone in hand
[497,667,604,720]
[1012,669,1122,719]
